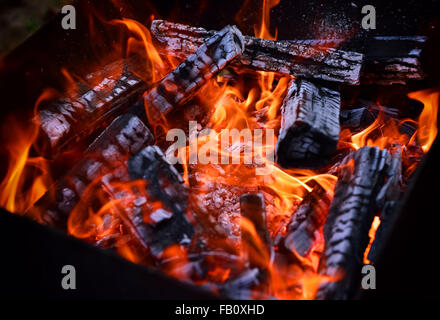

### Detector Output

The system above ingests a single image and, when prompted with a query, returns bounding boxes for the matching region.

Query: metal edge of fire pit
[0,210,218,300]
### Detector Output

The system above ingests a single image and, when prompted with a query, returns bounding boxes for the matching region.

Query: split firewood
[280,183,332,261]
[367,148,403,264]
[35,56,148,158]
[150,20,363,85]
[145,24,245,121]
[316,146,391,300]
[30,114,154,229]
[275,79,341,169]
[128,145,194,257]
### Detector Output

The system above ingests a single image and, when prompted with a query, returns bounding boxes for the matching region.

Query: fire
[408,90,439,152]
[363,216,381,264]
[0,0,438,301]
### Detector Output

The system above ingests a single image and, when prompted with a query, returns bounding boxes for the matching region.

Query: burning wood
[367,148,403,263]
[281,36,426,85]
[35,57,148,158]
[31,114,153,228]
[360,36,426,85]
[316,146,392,300]
[275,79,341,169]
[150,20,363,85]
[281,183,332,260]
[145,24,245,121]
[128,146,194,256]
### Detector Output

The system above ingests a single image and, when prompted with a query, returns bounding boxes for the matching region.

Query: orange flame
[408,90,439,152]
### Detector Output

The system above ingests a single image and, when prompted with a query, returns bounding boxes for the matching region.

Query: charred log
[30,114,153,229]
[279,36,426,85]
[281,184,332,260]
[35,57,148,158]
[151,20,363,85]
[128,146,194,256]
[360,36,426,85]
[317,146,392,300]
[368,148,403,263]
[275,79,341,169]
[145,24,245,121]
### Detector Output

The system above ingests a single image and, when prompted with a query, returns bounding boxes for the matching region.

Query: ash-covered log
[316,146,391,300]
[275,79,341,169]
[128,146,194,257]
[145,24,245,121]
[35,57,148,158]
[151,20,363,85]
[30,114,153,229]
[281,184,332,260]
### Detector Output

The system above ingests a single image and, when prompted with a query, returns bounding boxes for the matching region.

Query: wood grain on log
[35,56,148,158]
[145,24,245,121]
[275,79,341,169]
[317,146,391,300]
[282,36,426,85]
[282,184,332,259]
[30,114,153,229]
[368,148,403,263]
[151,20,363,85]
[128,146,194,256]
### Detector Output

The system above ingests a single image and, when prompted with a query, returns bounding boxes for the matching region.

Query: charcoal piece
[128,146,194,256]
[281,184,332,259]
[340,100,399,131]
[145,24,245,120]
[219,268,261,299]
[151,20,363,85]
[240,193,271,251]
[35,56,148,158]
[30,114,153,229]
[275,79,341,169]
[368,149,403,263]
[316,146,392,300]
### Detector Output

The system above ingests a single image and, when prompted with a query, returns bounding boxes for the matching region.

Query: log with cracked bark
[128,145,194,256]
[144,24,245,121]
[273,36,426,85]
[35,56,148,158]
[275,79,341,169]
[29,114,154,229]
[281,183,332,260]
[367,148,403,264]
[316,146,391,300]
[150,20,363,85]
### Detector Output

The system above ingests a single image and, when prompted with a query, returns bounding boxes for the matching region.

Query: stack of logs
[27,19,427,299]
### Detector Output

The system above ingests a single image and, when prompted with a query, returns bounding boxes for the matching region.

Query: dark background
[0,0,439,299]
